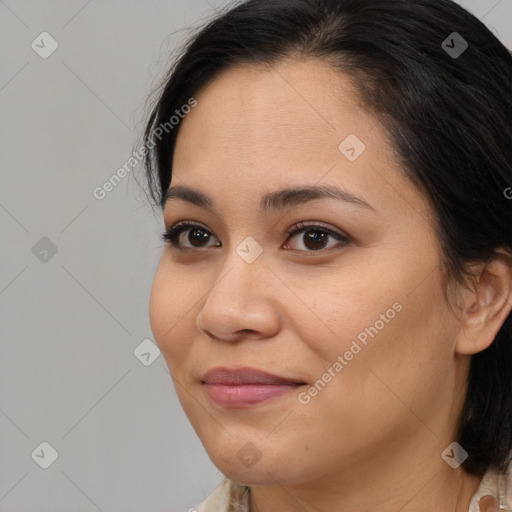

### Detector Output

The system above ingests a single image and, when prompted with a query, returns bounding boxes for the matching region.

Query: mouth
[201,366,307,408]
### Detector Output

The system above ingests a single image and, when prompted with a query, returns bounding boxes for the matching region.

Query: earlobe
[455,249,512,356]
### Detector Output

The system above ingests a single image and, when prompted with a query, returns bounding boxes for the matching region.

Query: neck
[248,447,483,512]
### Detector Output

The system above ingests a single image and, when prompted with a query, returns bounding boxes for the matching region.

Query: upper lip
[202,367,306,385]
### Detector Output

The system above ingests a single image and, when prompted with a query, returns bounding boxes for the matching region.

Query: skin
[149,59,512,511]
[479,496,500,511]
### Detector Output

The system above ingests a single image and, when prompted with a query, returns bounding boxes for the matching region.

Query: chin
[206,444,313,488]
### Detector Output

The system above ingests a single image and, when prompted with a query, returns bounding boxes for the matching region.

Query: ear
[455,248,512,356]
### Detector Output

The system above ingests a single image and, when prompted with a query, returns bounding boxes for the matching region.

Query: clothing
[194,460,512,511]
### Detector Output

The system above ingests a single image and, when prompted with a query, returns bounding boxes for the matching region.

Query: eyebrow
[163,184,376,214]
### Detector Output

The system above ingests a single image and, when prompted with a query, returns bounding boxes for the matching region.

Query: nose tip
[195,258,282,343]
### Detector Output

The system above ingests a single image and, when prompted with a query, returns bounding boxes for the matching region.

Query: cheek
[149,263,194,368]
[325,275,454,425]
[290,262,401,364]
[295,247,453,405]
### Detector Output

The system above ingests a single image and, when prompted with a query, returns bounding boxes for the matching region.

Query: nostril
[204,329,235,342]
[204,329,256,342]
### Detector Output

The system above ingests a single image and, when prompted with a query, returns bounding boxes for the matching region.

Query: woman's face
[149,59,469,488]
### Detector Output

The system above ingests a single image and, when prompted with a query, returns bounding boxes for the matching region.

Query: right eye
[161,221,220,250]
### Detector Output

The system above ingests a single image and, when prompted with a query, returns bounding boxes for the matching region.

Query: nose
[195,250,281,343]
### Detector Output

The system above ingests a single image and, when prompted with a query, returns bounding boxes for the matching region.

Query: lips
[201,367,306,408]
[201,366,306,385]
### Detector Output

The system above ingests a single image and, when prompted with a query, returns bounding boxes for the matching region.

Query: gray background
[1,1,511,511]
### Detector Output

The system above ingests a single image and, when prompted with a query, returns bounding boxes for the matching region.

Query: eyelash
[161,220,351,254]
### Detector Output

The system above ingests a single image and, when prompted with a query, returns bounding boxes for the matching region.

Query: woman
[142,0,512,510]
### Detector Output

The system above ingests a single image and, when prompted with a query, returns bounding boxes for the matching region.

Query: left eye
[161,221,350,252]
[284,222,350,252]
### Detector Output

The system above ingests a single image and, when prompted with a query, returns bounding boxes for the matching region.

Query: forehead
[175,59,366,154]
[170,58,430,223]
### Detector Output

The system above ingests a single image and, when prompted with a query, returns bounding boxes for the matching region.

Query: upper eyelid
[164,220,350,244]
[165,220,346,235]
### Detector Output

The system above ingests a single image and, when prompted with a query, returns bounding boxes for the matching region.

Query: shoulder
[468,459,512,511]
[194,477,250,512]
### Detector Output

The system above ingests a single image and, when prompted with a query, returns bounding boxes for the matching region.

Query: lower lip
[204,383,303,408]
